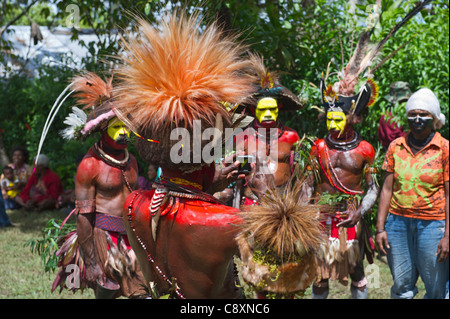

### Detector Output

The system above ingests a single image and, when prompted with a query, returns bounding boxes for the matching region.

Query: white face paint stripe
[407,115,433,121]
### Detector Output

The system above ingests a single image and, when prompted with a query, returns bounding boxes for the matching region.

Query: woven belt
[95,213,127,234]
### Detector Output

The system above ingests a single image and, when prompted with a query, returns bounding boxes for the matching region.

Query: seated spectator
[1,166,21,210]
[9,146,33,191]
[138,163,159,190]
[0,146,33,204]
[56,153,85,214]
[0,192,13,228]
[15,154,63,212]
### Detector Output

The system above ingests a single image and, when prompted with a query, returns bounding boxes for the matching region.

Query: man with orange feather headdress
[51,73,146,298]
[113,11,324,299]
[112,10,256,299]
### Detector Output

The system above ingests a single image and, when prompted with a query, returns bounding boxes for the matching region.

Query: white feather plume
[60,106,87,140]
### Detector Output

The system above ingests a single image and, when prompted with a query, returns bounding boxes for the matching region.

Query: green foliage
[0,59,96,188]
[357,0,449,144]
[4,2,57,26]
[318,191,362,206]
[1,0,448,199]
[25,218,76,273]
[209,0,449,144]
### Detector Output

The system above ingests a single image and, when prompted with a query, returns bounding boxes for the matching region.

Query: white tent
[1,25,106,78]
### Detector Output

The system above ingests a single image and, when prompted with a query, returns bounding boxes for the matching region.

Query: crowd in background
[0,147,158,227]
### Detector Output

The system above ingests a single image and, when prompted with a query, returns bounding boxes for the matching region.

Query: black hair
[11,146,30,164]
[2,166,13,173]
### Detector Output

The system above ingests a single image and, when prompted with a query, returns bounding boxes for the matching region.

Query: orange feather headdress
[71,72,113,110]
[114,11,254,133]
[113,11,255,170]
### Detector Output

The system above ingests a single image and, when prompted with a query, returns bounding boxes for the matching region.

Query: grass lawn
[0,208,93,299]
[0,207,425,299]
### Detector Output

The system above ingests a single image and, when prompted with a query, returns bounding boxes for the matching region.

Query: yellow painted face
[255,97,279,123]
[107,118,130,141]
[326,111,347,133]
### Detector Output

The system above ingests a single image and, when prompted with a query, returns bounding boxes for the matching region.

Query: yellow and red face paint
[107,118,131,141]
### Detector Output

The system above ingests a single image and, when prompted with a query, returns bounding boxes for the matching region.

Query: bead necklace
[127,192,185,299]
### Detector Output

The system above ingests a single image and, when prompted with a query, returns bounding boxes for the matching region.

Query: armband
[75,199,96,215]
[364,166,379,174]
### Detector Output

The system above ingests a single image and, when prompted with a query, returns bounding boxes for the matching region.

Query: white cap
[405,88,446,129]
[35,154,49,167]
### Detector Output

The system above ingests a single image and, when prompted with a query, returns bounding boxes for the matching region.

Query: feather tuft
[247,53,280,89]
[60,106,87,140]
[336,0,432,97]
[366,78,379,107]
[71,72,113,110]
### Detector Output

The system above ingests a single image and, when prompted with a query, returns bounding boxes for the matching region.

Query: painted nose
[121,127,131,138]
[264,110,273,119]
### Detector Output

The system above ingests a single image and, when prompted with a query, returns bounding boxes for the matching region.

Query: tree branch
[0,0,39,38]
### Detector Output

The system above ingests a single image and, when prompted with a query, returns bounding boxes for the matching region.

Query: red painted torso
[311,137,375,195]
[76,147,138,217]
[124,181,244,298]
[234,122,300,187]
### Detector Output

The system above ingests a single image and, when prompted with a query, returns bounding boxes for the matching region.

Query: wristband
[375,229,385,235]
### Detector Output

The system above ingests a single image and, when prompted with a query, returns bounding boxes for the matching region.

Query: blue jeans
[4,198,20,210]
[385,214,449,299]
[0,193,12,227]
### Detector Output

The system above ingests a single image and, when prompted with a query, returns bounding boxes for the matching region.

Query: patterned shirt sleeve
[382,141,395,173]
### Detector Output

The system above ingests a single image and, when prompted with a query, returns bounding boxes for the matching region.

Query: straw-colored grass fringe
[237,179,326,262]
[236,178,329,294]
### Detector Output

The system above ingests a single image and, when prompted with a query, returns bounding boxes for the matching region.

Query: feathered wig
[321,0,432,117]
[237,53,303,114]
[113,12,255,171]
